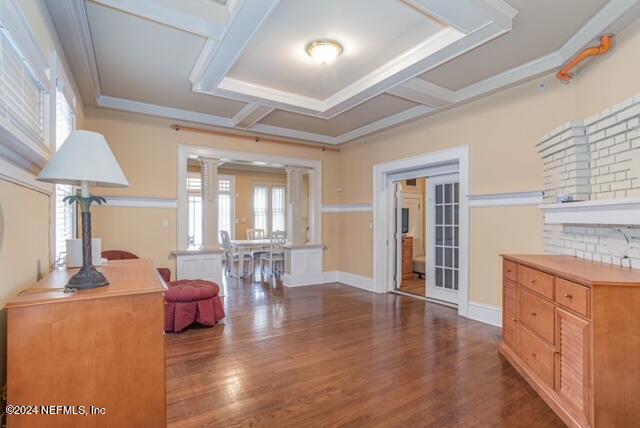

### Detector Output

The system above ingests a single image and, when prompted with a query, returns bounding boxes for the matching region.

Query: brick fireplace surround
[538,93,640,268]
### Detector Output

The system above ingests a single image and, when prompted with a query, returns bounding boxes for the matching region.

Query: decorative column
[286,167,307,244]
[200,157,220,248]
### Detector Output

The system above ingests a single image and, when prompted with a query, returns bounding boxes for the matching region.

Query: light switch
[369,222,373,230]
[162,220,169,229]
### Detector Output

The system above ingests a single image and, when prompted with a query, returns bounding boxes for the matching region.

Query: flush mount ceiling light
[306,39,343,64]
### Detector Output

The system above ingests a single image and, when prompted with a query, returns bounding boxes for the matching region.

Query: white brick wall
[537,94,640,202]
[544,224,640,268]
[540,94,640,266]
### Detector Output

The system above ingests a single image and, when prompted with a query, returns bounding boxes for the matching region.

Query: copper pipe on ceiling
[557,34,614,83]
[169,124,340,152]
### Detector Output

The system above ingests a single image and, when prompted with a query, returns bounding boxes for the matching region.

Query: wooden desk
[6,259,167,427]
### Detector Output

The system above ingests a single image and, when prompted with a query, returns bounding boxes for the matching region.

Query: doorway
[395,179,427,297]
[373,146,470,317]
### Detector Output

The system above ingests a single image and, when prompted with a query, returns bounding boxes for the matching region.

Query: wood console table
[6,259,167,427]
[500,254,640,428]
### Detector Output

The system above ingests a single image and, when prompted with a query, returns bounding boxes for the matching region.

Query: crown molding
[97,95,233,127]
[97,95,339,145]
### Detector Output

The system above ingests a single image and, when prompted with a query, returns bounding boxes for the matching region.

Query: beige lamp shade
[37,130,129,187]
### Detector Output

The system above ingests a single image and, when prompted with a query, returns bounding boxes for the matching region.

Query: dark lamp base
[67,264,109,290]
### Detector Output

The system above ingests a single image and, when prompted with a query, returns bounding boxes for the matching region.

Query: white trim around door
[373,145,470,319]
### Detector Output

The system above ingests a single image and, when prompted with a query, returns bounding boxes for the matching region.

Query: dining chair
[246,228,268,275]
[220,230,252,278]
[246,228,265,240]
[260,230,287,279]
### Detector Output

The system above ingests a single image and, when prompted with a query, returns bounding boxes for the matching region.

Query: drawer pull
[564,293,573,299]
[530,279,536,285]
[506,269,512,273]
[511,318,517,322]
[530,312,537,317]
[530,352,536,358]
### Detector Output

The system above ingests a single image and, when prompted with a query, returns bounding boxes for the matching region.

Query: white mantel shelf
[540,198,640,225]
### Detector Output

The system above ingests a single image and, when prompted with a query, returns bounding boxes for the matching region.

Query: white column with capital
[283,167,325,287]
[200,157,220,249]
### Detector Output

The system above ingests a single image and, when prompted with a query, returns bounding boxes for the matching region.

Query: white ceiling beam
[387,79,455,107]
[403,0,517,33]
[192,0,280,91]
[335,105,434,144]
[90,0,228,39]
[232,104,275,128]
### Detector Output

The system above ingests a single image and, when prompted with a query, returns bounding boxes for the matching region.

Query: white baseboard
[325,271,375,292]
[282,272,327,287]
[467,301,502,327]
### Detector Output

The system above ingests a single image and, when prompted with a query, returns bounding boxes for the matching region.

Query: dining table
[229,238,272,278]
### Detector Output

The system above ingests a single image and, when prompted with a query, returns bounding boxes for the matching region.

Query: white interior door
[394,185,403,288]
[427,174,460,304]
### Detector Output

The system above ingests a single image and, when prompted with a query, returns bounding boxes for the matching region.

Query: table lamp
[37,130,129,289]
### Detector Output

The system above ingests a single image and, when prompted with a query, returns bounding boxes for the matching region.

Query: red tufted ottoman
[165,280,225,332]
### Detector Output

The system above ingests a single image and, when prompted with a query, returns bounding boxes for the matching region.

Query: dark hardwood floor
[166,273,564,427]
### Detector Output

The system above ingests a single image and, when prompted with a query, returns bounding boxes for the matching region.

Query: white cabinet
[282,244,325,287]
[172,249,224,289]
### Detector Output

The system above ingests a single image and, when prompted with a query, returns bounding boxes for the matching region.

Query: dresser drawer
[519,288,555,344]
[503,281,518,347]
[503,259,517,282]
[518,265,554,299]
[519,324,555,388]
[555,278,590,318]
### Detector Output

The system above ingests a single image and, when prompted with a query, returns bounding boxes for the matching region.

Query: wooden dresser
[7,259,167,427]
[402,235,414,280]
[500,254,640,428]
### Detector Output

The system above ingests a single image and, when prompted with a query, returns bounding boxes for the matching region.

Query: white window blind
[187,172,203,248]
[53,88,75,262]
[218,176,232,243]
[253,184,286,235]
[0,28,46,147]
[271,186,286,233]
[253,185,268,233]
[186,173,234,247]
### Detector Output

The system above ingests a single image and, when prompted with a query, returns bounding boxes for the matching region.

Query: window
[253,185,268,233]
[186,173,234,247]
[271,187,286,233]
[218,176,233,243]
[53,87,76,263]
[0,17,47,149]
[186,172,202,248]
[253,184,286,235]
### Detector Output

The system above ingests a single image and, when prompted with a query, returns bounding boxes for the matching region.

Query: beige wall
[0,0,86,388]
[85,107,341,274]
[334,18,640,306]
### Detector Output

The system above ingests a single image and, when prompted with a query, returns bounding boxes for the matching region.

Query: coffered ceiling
[46,0,640,146]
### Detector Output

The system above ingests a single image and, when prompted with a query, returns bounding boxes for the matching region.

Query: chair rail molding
[469,191,543,208]
[102,196,178,209]
[321,204,373,213]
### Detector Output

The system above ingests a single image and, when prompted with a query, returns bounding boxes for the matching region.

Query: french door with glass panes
[427,174,460,304]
